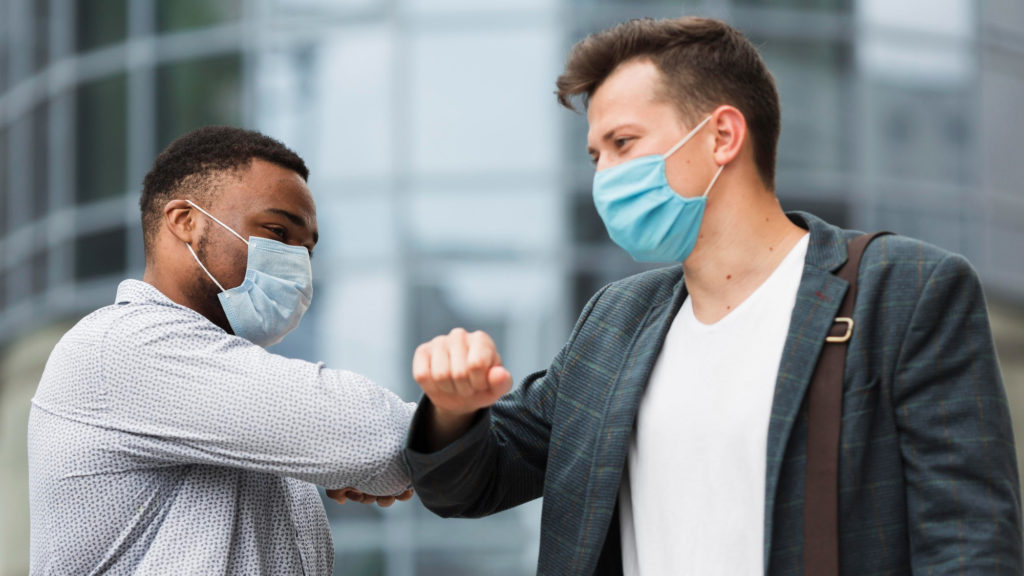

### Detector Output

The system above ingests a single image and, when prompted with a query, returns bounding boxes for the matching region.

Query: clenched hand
[412,328,513,449]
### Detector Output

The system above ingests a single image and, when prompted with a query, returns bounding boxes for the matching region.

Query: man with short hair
[405,18,1022,575]
[28,126,414,575]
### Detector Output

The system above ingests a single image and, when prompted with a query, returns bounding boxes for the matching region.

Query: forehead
[586,59,681,141]
[216,160,316,221]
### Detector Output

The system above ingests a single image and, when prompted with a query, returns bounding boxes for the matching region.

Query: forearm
[294,372,417,491]
[405,400,503,517]
[109,358,416,491]
[421,403,480,453]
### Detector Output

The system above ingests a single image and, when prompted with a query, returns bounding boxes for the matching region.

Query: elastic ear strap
[702,164,725,198]
[663,115,713,159]
[185,242,226,292]
[185,199,249,245]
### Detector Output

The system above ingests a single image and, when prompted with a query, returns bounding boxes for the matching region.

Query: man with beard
[28,126,413,575]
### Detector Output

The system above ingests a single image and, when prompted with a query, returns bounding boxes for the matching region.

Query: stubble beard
[188,232,234,334]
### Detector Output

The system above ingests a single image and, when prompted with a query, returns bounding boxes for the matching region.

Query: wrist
[426,402,479,452]
[432,404,477,424]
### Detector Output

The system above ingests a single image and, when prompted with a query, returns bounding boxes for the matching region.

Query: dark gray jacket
[406,212,1022,575]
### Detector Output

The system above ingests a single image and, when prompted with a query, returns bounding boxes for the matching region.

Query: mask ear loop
[186,242,227,292]
[183,199,246,293]
[662,115,714,159]
[185,199,249,246]
[702,164,726,198]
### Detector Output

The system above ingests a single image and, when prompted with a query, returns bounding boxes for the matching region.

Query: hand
[412,328,514,451]
[326,488,414,508]
[412,328,513,418]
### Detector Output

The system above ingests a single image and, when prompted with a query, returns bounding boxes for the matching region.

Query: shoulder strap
[803,231,892,576]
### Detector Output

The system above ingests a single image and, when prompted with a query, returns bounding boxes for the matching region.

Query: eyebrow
[265,208,319,245]
[587,124,642,156]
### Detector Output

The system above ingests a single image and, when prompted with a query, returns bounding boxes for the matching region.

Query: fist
[412,328,513,417]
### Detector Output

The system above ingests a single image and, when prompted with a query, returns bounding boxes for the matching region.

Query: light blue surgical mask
[592,115,724,263]
[185,200,313,348]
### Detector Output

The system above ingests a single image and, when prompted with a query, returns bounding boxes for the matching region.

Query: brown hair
[556,17,780,189]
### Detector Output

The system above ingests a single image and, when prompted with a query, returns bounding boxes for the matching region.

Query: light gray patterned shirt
[27,279,415,575]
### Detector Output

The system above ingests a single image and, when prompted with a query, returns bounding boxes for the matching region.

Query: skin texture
[141,158,412,506]
[413,58,807,449]
[142,158,319,332]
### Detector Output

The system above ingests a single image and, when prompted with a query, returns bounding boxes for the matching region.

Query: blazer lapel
[577,274,689,568]
[762,212,851,571]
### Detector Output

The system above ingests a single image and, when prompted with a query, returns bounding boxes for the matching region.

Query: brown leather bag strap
[803,232,891,576]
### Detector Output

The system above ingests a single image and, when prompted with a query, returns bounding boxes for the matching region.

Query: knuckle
[467,352,489,369]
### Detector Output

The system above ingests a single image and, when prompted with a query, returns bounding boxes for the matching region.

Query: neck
[142,265,189,307]
[681,181,806,324]
[142,263,232,332]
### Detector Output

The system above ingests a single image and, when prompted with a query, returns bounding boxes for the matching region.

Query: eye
[613,136,633,149]
[266,226,287,240]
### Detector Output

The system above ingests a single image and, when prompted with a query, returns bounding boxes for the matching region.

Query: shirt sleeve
[404,283,611,517]
[90,304,414,495]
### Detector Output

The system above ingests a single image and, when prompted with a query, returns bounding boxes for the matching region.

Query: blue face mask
[185,200,313,348]
[592,115,724,263]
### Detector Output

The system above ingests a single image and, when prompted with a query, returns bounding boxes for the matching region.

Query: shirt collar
[115,279,179,307]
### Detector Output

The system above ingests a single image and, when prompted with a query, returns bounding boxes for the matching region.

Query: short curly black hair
[139,125,309,255]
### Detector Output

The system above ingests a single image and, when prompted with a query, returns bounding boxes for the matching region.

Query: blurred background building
[1,0,1022,574]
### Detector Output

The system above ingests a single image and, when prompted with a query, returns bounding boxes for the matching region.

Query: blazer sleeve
[892,253,1022,572]
[404,284,610,518]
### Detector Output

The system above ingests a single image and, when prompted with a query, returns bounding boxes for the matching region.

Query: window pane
[0,41,8,93]
[76,74,128,203]
[31,249,48,294]
[734,0,851,10]
[411,284,507,347]
[76,0,127,52]
[759,39,851,174]
[1,127,8,238]
[870,85,974,185]
[32,103,49,219]
[156,55,242,151]
[570,189,607,244]
[783,197,850,229]
[74,227,126,280]
[333,550,385,575]
[34,0,50,71]
[0,0,8,90]
[155,0,242,33]
[415,549,529,576]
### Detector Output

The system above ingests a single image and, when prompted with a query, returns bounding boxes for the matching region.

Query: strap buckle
[826,317,854,343]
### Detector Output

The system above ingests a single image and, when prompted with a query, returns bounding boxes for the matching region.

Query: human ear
[710,105,746,167]
[163,199,199,245]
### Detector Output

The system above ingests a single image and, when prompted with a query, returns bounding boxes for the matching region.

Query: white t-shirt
[620,233,809,575]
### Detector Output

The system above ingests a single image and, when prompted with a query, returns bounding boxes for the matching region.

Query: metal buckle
[826,317,854,343]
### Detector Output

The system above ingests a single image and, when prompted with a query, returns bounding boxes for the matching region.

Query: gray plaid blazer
[406,212,1022,575]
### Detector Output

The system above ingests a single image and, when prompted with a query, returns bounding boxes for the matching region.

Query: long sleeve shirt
[28,279,415,575]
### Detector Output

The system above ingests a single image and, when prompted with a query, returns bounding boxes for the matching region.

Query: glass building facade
[1,0,1022,574]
